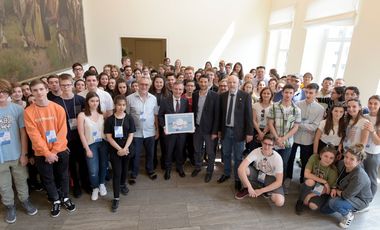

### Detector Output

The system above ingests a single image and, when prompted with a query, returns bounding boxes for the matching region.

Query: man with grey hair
[126,76,159,184]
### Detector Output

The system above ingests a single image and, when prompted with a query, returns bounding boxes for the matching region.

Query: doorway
[120,37,167,69]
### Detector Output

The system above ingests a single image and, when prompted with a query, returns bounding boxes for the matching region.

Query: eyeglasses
[262,142,274,147]
[0,90,9,95]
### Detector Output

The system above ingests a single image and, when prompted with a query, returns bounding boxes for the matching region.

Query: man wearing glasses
[72,63,84,81]
[235,134,284,207]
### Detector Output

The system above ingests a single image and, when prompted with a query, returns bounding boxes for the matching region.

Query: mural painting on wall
[0,0,87,82]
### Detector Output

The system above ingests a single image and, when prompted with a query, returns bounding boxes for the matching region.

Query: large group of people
[1,57,379,229]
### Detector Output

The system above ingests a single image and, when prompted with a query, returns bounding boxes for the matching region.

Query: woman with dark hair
[321,144,373,228]
[104,95,135,212]
[252,87,273,149]
[149,75,170,169]
[317,86,345,113]
[232,62,244,80]
[343,99,370,151]
[313,103,346,158]
[204,61,212,70]
[106,78,116,98]
[98,72,109,90]
[114,78,129,98]
[74,79,86,94]
[77,92,108,201]
[363,95,380,196]
[88,66,98,75]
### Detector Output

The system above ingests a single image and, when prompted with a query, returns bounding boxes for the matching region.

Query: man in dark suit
[191,75,220,183]
[218,75,254,190]
[158,81,189,180]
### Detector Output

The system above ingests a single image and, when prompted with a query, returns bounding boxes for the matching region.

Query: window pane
[279,29,291,49]
[337,42,351,78]
[321,42,340,77]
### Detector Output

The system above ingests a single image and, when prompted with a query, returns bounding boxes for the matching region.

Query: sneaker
[111,199,119,212]
[128,177,136,185]
[339,211,354,229]
[235,188,249,200]
[120,185,129,196]
[353,206,370,213]
[5,205,16,224]
[262,192,272,199]
[50,201,61,218]
[91,188,99,201]
[295,200,304,215]
[62,198,76,212]
[21,199,38,216]
[99,184,107,196]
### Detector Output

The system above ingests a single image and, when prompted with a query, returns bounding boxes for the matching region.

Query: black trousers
[154,126,166,169]
[288,143,313,183]
[35,151,70,202]
[68,138,90,190]
[165,133,186,172]
[110,151,130,199]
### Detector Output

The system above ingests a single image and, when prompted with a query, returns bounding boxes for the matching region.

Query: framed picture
[165,113,195,134]
[0,0,87,82]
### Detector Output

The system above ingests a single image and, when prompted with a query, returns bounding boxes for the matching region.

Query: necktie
[226,94,234,125]
[176,99,180,112]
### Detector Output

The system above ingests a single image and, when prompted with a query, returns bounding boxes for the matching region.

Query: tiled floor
[1,161,380,230]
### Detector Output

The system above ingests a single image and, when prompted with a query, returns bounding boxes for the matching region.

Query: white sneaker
[91,188,99,201]
[99,184,107,196]
[339,211,354,229]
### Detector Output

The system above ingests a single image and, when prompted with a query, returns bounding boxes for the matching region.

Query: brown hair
[30,79,48,89]
[346,99,364,127]
[259,87,274,103]
[369,95,380,128]
[324,103,346,138]
[84,92,102,116]
[59,73,73,82]
[0,79,12,95]
[345,144,366,162]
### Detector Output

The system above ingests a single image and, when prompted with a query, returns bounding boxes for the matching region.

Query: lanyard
[61,96,76,119]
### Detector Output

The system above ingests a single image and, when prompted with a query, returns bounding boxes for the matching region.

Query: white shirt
[343,117,368,150]
[364,114,380,154]
[318,120,342,146]
[78,88,114,113]
[126,92,158,138]
[245,147,283,176]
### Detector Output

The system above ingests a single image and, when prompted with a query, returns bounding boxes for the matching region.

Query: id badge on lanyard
[46,130,57,143]
[114,126,123,138]
[92,131,102,143]
[258,171,266,184]
[312,182,324,196]
[68,118,78,130]
[0,130,11,145]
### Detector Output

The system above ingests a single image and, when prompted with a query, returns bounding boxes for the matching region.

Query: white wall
[343,0,380,101]
[82,0,270,71]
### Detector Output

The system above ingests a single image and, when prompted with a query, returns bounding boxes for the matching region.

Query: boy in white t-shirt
[235,134,285,207]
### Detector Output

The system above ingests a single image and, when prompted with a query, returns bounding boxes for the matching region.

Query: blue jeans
[131,136,155,178]
[321,197,354,216]
[86,141,108,188]
[222,127,245,181]
[276,147,292,179]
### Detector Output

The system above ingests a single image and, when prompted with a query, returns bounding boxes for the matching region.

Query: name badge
[0,131,11,145]
[258,171,266,184]
[68,118,78,130]
[114,126,123,138]
[312,182,324,196]
[92,131,102,143]
[46,130,57,143]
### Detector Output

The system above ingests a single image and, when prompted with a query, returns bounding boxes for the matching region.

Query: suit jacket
[158,96,189,127]
[192,90,219,135]
[219,90,253,141]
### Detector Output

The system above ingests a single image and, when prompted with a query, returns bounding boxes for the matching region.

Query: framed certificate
[165,113,195,134]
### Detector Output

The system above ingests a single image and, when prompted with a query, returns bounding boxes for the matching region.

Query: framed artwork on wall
[0,0,87,82]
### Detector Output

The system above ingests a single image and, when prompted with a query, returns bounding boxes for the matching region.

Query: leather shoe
[217,174,230,183]
[204,173,212,183]
[235,181,242,191]
[178,171,186,178]
[164,170,171,180]
[191,169,201,177]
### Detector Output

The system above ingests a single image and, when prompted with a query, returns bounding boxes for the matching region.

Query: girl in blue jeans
[78,92,108,201]
[321,144,373,229]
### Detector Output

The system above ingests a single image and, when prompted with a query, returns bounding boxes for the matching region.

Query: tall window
[266,29,292,76]
[320,26,353,79]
